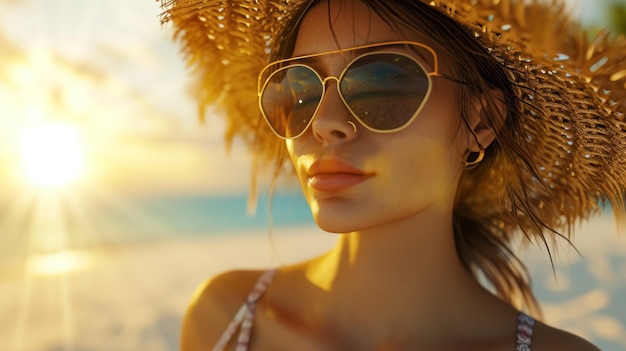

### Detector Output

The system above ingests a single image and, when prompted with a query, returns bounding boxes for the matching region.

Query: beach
[0,225,335,351]
[0,214,624,351]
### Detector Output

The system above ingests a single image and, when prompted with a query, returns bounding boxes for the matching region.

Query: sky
[0,0,254,197]
[0,0,617,198]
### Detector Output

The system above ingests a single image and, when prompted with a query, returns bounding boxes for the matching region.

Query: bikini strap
[212,269,277,351]
[516,312,535,351]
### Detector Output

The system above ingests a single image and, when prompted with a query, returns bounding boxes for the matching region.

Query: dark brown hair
[264,0,564,317]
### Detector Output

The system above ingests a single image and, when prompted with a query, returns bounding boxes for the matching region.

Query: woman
[161,0,626,349]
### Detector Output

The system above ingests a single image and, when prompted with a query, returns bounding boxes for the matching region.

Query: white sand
[0,219,624,351]
[0,226,335,351]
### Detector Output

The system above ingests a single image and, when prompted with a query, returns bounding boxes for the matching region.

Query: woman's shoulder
[191,269,267,306]
[531,320,601,351]
[180,269,269,351]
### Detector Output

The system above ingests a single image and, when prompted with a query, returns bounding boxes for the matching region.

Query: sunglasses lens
[340,53,430,130]
[261,66,323,138]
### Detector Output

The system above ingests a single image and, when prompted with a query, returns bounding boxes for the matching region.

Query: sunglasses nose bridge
[317,75,344,110]
[319,75,345,103]
[320,75,339,89]
[308,74,358,142]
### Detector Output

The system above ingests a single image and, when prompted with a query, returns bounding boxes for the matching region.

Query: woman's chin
[314,221,350,234]
[313,215,353,234]
[313,213,371,234]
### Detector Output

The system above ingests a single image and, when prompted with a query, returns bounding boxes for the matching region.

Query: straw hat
[160,0,626,235]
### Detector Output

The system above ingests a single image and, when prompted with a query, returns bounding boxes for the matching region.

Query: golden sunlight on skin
[19,123,85,188]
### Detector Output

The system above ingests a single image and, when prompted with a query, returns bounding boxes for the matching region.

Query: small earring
[464,145,485,168]
[347,121,357,134]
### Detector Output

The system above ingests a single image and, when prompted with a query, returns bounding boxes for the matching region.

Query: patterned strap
[516,313,535,351]
[212,269,277,351]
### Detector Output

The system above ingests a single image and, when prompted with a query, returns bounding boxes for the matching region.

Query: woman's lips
[309,173,372,192]
[307,157,373,192]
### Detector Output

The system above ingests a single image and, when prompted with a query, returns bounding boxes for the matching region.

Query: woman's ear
[466,89,506,151]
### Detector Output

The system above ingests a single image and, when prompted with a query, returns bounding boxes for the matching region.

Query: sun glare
[19,124,85,187]
[27,250,92,276]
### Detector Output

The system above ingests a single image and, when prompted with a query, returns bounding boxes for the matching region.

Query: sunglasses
[258,41,448,140]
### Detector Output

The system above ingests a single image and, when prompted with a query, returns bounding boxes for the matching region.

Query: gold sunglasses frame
[257,40,446,140]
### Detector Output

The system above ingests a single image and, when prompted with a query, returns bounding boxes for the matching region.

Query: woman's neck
[299,204,500,347]
[309,205,467,296]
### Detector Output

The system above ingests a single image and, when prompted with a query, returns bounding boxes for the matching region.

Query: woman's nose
[310,83,358,144]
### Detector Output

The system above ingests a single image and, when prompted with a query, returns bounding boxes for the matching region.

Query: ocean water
[133,192,314,235]
[0,190,315,261]
[25,191,319,248]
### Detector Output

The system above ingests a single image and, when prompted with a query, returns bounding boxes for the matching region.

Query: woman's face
[285,0,470,233]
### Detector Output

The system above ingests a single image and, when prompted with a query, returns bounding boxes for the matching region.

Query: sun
[19,123,86,188]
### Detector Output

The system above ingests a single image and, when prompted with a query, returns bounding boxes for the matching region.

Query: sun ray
[60,272,75,350]
[9,189,78,350]
[60,185,105,249]
[84,185,171,243]
[11,270,34,351]
[0,189,38,259]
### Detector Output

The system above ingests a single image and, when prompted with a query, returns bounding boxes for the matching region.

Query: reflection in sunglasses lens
[262,66,323,137]
[341,54,429,130]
